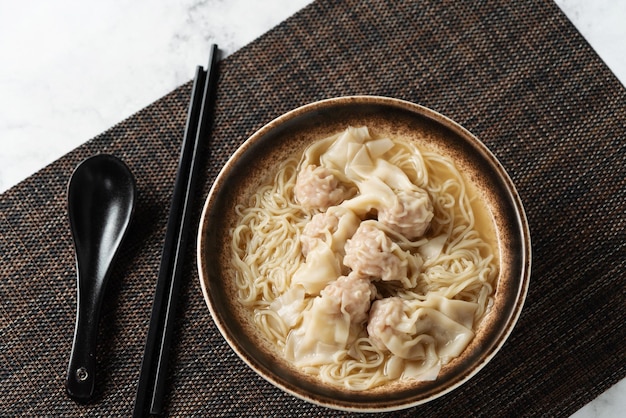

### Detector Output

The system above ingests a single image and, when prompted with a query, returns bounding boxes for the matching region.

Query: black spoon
[66,154,136,402]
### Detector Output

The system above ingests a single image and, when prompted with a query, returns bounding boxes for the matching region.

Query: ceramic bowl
[197,96,531,412]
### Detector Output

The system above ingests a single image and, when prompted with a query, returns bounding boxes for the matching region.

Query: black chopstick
[133,44,219,417]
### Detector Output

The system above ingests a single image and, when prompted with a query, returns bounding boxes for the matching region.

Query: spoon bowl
[66,154,136,402]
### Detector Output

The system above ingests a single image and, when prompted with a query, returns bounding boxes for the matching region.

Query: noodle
[230,126,498,390]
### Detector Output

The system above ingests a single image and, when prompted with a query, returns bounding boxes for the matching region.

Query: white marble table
[0,0,623,416]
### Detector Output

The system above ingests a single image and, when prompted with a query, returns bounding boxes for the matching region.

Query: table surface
[0,1,624,416]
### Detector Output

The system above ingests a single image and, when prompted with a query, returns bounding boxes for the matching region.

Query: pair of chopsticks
[133,44,219,417]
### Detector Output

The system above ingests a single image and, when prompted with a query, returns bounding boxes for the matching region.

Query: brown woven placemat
[1,0,625,416]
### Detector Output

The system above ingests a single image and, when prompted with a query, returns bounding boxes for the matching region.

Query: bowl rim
[197,95,531,412]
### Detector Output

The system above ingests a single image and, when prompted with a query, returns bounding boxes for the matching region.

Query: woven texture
[1,0,625,416]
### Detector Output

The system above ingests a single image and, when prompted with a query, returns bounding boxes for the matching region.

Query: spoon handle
[66,276,102,402]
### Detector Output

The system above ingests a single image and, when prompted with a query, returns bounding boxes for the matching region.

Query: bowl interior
[197,96,530,411]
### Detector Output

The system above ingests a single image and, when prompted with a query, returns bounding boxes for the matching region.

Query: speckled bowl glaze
[197,96,531,412]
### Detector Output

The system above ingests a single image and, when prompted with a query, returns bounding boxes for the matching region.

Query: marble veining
[0,0,314,192]
[0,1,623,416]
